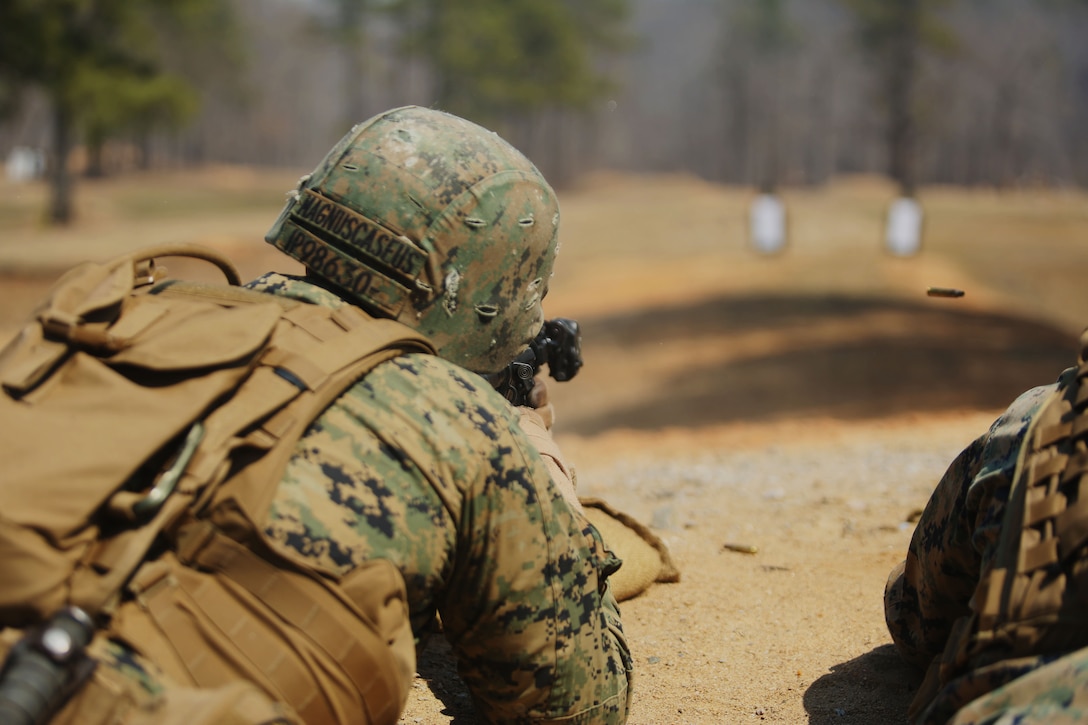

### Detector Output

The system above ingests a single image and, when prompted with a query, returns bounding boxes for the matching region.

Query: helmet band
[270,188,433,316]
[272,216,415,317]
[294,189,427,282]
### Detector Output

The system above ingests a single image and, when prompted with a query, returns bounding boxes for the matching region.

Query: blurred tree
[839,0,957,196]
[0,0,240,224]
[312,0,373,128]
[75,69,199,177]
[142,0,247,168]
[385,0,630,142]
[716,0,800,189]
[377,0,633,183]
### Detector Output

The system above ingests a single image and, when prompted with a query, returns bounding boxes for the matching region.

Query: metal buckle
[132,422,204,522]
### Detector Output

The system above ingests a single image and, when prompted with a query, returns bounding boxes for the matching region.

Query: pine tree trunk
[887,0,920,197]
[48,99,75,225]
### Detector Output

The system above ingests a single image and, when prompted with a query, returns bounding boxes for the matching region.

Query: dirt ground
[1,169,1086,724]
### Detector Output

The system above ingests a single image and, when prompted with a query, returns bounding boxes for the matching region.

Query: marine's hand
[527,377,555,430]
[515,404,581,514]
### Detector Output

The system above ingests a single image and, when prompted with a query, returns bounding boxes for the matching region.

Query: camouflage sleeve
[885,374,1069,669]
[264,353,631,724]
[437,392,631,723]
[941,644,1088,725]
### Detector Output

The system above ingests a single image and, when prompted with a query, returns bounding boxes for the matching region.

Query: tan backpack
[0,244,433,721]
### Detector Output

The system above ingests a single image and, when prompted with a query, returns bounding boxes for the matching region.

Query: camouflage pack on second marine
[887,333,1088,724]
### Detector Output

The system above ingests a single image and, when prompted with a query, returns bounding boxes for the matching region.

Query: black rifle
[0,607,96,725]
[487,318,583,407]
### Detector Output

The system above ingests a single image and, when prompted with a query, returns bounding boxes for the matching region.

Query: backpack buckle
[132,422,205,522]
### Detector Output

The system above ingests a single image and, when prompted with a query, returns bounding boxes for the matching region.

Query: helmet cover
[266,106,560,374]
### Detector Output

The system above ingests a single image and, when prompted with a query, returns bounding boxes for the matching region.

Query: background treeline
[1,0,1086,224]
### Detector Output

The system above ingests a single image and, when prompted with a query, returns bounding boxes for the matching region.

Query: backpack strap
[129,279,434,520]
[186,303,433,522]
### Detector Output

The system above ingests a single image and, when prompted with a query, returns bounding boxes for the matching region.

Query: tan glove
[516,399,581,515]
[526,376,555,430]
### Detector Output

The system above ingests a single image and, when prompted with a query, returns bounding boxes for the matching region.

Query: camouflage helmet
[265,106,560,374]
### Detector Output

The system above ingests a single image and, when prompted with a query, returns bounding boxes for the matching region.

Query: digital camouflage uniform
[885,363,1088,725]
[254,105,632,722]
[250,272,632,724]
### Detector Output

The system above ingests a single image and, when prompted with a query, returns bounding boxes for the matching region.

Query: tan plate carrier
[0,244,434,723]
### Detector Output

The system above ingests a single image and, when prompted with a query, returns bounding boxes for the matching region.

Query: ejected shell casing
[926,287,965,298]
